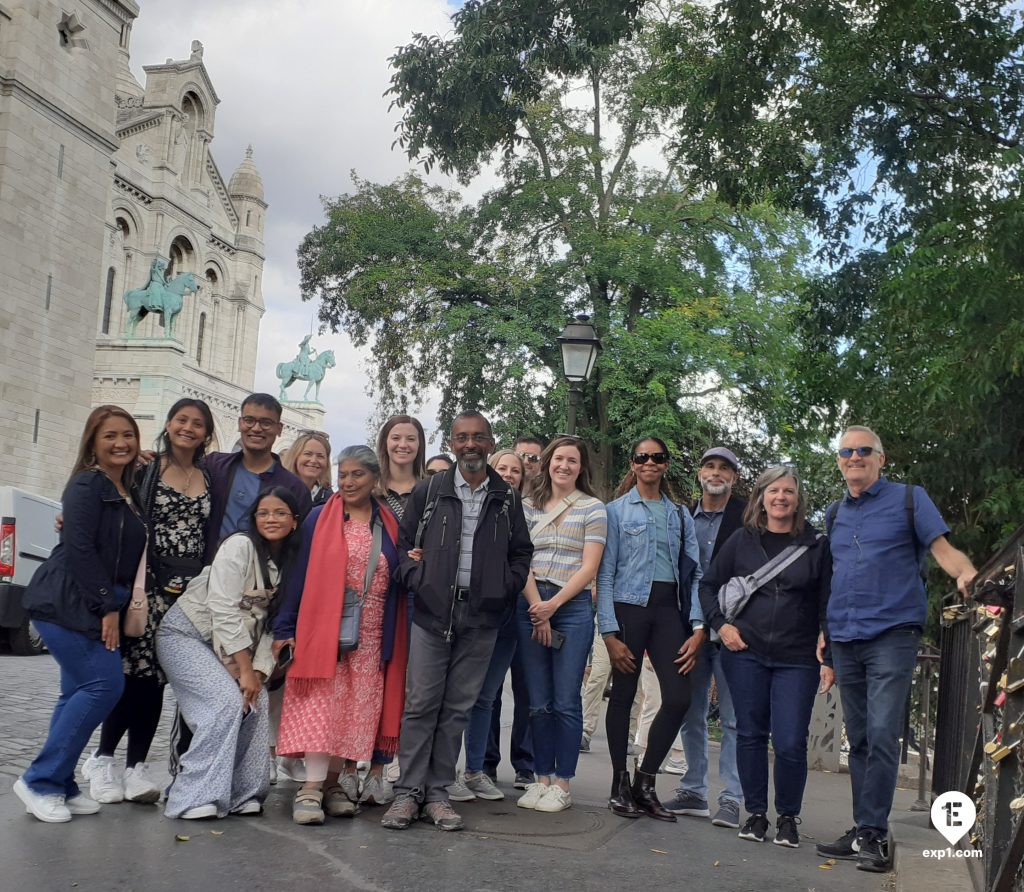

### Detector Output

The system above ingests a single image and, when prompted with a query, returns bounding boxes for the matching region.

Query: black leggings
[97,674,165,767]
[605,582,692,774]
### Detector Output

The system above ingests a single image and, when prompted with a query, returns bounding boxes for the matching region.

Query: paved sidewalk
[1,653,910,892]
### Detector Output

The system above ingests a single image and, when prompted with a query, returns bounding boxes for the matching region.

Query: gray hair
[742,465,807,535]
[841,425,884,453]
[336,444,380,477]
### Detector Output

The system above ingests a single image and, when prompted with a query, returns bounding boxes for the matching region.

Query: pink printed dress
[276,520,389,761]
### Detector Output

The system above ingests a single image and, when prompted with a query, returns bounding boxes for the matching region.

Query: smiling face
[493,454,523,490]
[762,475,799,530]
[631,438,668,488]
[386,423,420,470]
[837,429,885,493]
[450,416,493,475]
[238,401,282,456]
[252,494,297,543]
[295,437,329,489]
[337,459,377,508]
[514,441,543,480]
[549,445,581,490]
[165,405,210,455]
[699,458,736,497]
[92,416,138,477]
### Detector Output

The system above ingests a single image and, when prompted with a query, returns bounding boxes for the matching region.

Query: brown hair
[281,432,332,489]
[742,465,807,535]
[70,405,141,489]
[527,436,599,505]
[489,449,526,492]
[376,415,426,494]
[613,435,677,500]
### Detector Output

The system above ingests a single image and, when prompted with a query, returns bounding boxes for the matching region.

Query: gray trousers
[395,620,498,803]
[157,605,270,818]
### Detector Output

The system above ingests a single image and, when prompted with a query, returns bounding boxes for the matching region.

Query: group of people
[15,395,977,874]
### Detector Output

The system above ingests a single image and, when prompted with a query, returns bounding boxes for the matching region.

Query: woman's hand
[101,612,120,651]
[674,628,705,674]
[531,618,553,648]
[718,623,747,652]
[604,635,636,675]
[272,638,295,659]
[407,548,423,562]
[819,664,835,694]
[238,667,264,711]
[528,599,557,624]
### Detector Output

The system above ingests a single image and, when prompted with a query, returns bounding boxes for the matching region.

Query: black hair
[451,409,492,436]
[241,392,282,418]
[246,486,302,625]
[425,454,454,468]
[613,435,677,500]
[157,398,215,461]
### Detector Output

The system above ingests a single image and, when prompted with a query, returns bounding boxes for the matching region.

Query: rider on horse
[295,334,318,380]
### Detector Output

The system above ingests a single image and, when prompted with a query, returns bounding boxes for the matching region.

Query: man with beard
[382,411,534,831]
[665,447,745,829]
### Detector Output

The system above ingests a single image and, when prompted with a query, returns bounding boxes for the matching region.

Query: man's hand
[718,623,747,652]
[674,628,705,674]
[604,635,636,674]
[819,665,835,694]
[956,569,977,599]
[816,631,827,664]
[101,612,120,651]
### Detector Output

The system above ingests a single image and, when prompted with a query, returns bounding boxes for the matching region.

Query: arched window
[167,235,195,279]
[102,267,115,334]
[196,312,207,366]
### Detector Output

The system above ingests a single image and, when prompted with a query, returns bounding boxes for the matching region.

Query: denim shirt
[596,487,702,635]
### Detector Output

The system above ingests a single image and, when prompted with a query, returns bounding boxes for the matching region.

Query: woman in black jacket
[17,405,148,823]
[699,465,833,849]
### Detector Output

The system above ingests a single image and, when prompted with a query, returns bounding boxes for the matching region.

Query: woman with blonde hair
[281,431,333,507]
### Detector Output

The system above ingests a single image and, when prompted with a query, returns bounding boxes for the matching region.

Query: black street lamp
[557,315,602,436]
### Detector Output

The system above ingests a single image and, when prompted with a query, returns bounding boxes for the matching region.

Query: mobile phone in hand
[550,629,566,650]
[277,643,295,669]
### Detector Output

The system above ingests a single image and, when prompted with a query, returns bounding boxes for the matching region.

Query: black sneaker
[737,813,770,842]
[513,770,535,790]
[856,831,890,873]
[816,826,860,860]
[773,814,801,848]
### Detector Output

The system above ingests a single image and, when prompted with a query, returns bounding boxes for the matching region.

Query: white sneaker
[14,777,72,823]
[88,755,124,804]
[446,777,476,802]
[663,754,687,775]
[66,792,101,815]
[81,751,101,781]
[269,758,278,785]
[124,763,161,804]
[535,785,572,813]
[180,803,218,820]
[384,760,401,784]
[276,756,306,783]
[231,799,262,816]
[516,783,549,809]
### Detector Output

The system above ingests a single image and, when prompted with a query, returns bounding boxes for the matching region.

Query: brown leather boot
[632,769,677,822]
[608,770,641,818]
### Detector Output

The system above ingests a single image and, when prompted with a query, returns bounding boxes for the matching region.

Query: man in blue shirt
[817,425,975,872]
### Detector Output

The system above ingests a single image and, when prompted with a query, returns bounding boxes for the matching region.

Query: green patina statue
[123,258,201,338]
[276,337,336,402]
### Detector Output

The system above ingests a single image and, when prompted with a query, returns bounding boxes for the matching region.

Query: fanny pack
[714,543,810,638]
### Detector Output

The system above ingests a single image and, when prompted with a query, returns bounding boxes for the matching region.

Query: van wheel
[10,618,44,656]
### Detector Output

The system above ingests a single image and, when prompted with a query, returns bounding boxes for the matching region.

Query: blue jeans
[677,642,741,805]
[23,620,125,796]
[484,642,534,774]
[516,585,593,779]
[720,649,819,816]
[832,627,921,835]
[465,611,520,773]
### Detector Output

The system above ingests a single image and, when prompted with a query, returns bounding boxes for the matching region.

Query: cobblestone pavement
[1,653,907,892]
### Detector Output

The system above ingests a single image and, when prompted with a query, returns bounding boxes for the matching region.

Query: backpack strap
[413,471,442,550]
[825,499,840,537]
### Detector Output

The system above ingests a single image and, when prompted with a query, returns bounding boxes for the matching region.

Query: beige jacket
[176,534,280,678]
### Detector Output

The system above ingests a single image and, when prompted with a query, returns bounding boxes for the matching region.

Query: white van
[0,487,60,654]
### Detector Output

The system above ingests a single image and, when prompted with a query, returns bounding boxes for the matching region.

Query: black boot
[631,769,677,822]
[608,770,641,818]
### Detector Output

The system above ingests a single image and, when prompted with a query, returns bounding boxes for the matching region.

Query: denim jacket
[596,487,702,635]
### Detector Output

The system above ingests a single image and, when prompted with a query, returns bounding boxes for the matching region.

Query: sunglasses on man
[515,451,541,464]
[838,446,876,458]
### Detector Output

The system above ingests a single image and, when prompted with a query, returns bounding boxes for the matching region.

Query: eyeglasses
[515,451,541,464]
[838,446,875,459]
[632,452,670,465]
[254,509,293,520]
[451,433,492,445]
[240,415,279,430]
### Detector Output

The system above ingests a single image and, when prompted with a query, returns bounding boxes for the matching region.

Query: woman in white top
[515,436,607,813]
[157,486,301,820]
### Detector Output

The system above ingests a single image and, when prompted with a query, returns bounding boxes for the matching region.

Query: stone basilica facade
[0,1,322,498]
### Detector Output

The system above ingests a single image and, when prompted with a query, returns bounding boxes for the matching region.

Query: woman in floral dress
[85,399,214,805]
[273,445,409,825]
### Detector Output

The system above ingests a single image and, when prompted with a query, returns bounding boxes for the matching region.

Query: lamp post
[557,315,602,436]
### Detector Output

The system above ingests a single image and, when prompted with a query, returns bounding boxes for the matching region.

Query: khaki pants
[581,623,641,741]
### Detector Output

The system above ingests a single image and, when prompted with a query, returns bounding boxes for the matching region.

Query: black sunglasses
[632,452,669,465]
[515,451,541,464]
[838,446,875,458]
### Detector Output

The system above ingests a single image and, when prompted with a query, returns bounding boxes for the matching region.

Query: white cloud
[129,0,457,450]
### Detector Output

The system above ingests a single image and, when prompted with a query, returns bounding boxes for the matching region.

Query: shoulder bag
[716,543,810,627]
[339,518,384,653]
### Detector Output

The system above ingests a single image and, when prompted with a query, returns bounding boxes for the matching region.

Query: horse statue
[276,349,336,402]
[123,267,201,339]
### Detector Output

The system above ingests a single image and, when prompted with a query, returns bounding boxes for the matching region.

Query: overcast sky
[129,0,463,451]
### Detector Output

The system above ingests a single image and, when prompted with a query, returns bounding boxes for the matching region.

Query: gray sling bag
[717,543,810,625]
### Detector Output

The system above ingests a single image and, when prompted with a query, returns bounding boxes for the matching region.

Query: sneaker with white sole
[66,793,101,815]
[88,755,124,804]
[276,756,306,783]
[662,755,687,775]
[359,772,393,805]
[663,789,710,817]
[446,777,476,802]
[535,785,572,813]
[180,803,218,820]
[711,800,741,828]
[516,783,549,809]
[231,799,263,816]
[81,751,101,781]
[14,777,71,823]
[464,771,504,801]
[124,763,161,804]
